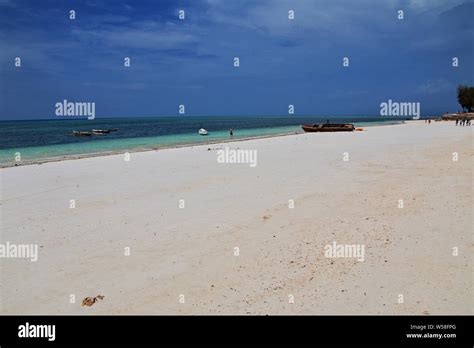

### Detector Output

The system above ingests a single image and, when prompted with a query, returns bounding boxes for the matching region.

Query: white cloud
[71,21,198,50]
[417,79,453,95]
[204,0,398,38]
[0,0,14,6]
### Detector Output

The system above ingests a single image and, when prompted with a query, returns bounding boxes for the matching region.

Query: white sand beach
[0,121,472,315]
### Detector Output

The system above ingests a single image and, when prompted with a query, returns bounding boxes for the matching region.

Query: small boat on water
[92,129,111,134]
[198,128,209,136]
[109,128,119,132]
[72,130,92,136]
[301,123,355,132]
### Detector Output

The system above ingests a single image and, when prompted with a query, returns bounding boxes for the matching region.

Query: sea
[0,116,406,166]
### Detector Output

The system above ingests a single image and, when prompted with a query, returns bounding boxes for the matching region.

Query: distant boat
[72,130,92,136]
[301,123,355,132]
[198,128,209,136]
[109,128,119,132]
[92,129,111,134]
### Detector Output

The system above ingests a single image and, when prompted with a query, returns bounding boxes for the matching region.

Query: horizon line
[0,114,437,122]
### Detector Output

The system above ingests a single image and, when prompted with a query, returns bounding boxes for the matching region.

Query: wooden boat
[198,128,209,136]
[301,123,355,132]
[92,129,111,134]
[73,130,92,136]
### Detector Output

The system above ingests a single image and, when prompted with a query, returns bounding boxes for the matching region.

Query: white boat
[198,128,208,136]
[92,129,111,134]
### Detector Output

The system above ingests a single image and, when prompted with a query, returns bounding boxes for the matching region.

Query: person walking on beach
[455,119,459,126]
[229,128,234,137]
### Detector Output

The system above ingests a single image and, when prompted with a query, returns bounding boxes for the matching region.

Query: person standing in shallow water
[229,128,234,137]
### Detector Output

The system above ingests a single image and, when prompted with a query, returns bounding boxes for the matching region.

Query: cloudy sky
[0,0,473,119]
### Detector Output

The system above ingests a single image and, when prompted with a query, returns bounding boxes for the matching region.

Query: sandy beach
[0,121,472,315]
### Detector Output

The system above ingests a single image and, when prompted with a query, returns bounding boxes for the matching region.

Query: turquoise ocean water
[0,116,404,166]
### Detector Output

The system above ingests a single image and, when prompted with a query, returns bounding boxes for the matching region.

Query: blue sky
[0,0,473,120]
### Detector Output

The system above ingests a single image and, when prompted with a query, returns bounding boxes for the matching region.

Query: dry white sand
[0,121,472,314]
